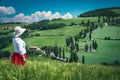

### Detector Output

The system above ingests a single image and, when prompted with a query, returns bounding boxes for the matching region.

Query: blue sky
[0,0,120,22]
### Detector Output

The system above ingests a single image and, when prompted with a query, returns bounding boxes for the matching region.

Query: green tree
[89,44,92,52]
[92,40,98,50]
[94,40,98,50]
[69,50,78,62]
[75,42,79,52]
[53,45,59,57]
[59,48,62,58]
[70,42,75,51]
[85,44,88,52]
[89,32,92,40]
[63,48,65,59]
[82,55,85,64]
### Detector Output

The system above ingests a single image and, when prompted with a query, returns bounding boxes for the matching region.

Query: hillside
[0,15,120,80]
[78,7,120,17]
[1,17,120,64]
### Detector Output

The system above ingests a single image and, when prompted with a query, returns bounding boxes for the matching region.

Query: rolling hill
[78,7,120,17]
[1,17,120,64]
[0,11,120,80]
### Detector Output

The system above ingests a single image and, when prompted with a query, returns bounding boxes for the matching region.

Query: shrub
[34,33,40,36]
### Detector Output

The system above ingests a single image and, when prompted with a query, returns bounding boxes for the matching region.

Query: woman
[12,26,27,65]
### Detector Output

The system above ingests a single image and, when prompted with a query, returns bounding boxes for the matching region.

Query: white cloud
[62,12,73,19]
[0,6,15,15]
[2,11,73,23]
[48,12,61,20]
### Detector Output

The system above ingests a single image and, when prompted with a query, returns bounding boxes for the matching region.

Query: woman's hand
[20,55,26,62]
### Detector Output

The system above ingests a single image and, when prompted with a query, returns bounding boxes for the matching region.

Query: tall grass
[0,59,120,80]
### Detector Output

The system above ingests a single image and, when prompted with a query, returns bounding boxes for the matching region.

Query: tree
[45,46,50,57]
[70,42,75,51]
[85,44,88,52]
[75,42,79,52]
[94,40,98,50]
[82,55,85,64]
[66,37,72,47]
[59,48,62,58]
[69,50,78,62]
[62,48,65,59]
[89,44,92,52]
[74,35,79,42]
[92,40,95,50]
[89,32,92,40]
[70,36,73,44]
[66,37,69,47]
[100,23,103,28]
[92,40,98,50]
[87,20,90,27]
[90,26,92,33]
[53,45,59,57]
[79,31,83,38]
[70,22,76,26]
[80,21,85,26]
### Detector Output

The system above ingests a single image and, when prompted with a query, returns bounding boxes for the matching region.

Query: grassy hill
[1,17,120,64]
[78,25,120,64]
[0,16,120,80]
[78,7,120,17]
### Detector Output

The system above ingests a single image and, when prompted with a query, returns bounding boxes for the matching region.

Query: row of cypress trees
[84,40,98,52]
[41,45,66,61]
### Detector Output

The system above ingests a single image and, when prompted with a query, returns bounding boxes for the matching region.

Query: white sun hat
[14,26,26,37]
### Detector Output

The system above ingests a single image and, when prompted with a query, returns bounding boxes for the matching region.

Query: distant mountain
[78,7,120,17]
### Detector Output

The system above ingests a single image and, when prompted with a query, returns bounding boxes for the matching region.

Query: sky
[0,0,120,23]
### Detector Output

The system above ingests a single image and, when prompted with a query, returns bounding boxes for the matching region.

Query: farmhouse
[104,22,108,26]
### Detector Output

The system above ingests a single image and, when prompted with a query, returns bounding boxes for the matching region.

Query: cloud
[62,13,73,19]
[1,11,73,23]
[0,6,15,15]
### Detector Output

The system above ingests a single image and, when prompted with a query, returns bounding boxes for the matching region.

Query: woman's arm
[20,55,26,62]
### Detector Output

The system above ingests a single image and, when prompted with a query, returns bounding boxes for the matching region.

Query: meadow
[0,59,120,80]
[1,17,120,64]
[0,17,120,80]
[77,25,120,64]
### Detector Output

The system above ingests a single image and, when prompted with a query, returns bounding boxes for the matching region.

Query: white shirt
[13,38,26,55]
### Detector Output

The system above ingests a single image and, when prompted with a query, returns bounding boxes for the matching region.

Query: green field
[77,25,120,64]
[0,17,120,80]
[1,17,120,64]
[0,59,120,80]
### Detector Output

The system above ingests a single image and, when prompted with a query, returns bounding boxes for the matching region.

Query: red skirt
[12,52,26,65]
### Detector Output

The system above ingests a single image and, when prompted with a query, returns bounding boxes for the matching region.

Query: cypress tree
[85,44,88,52]
[70,42,75,51]
[59,48,62,58]
[76,42,79,52]
[54,45,59,57]
[80,21,85,25]
[89,44,92,52]
[89,32,92,40]
[63,48,65,59]
[82,55,85,64]
[94,40,98,50]
[79,31,82,38]
[92,40,98,50]
[66,37,69,47]
[90,26,92,33]
[92,40,95,50]
[70,50,78,62]
[87,20,90,27]
[70,36,73,44]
